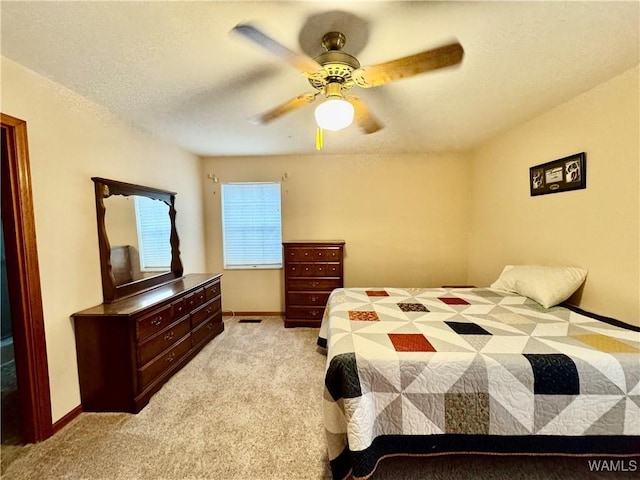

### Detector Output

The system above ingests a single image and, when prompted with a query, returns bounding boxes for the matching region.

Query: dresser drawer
[287,306,325,320]
[136,304,172,341]
[171,296,187,319]
[138,334,191,391]
[194,288,207,306]
[191,297,222,329]
[137,316,190,366]
[185,288,206,311]
[285,248,317,262]
[286,247,343,262]
[192,317,223,347]
[205,281,221,300]
[287,292,330,306]
[286,262,341,277]
[288,278,342,291]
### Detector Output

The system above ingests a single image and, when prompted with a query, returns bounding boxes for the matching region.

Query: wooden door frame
[1,113,53,442]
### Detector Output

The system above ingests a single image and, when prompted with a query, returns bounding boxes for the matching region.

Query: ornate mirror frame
[92,177,183,303]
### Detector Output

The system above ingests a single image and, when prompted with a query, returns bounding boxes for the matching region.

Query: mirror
[92,177,183,303]
[104,195,171,285]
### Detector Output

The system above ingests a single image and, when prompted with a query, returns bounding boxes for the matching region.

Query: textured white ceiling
[2,1,638,156]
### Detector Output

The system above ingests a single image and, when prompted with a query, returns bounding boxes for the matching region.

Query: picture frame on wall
[530,152,586,196]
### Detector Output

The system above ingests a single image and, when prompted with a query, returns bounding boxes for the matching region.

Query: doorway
[1,219,23,444]
[1,114,53,444]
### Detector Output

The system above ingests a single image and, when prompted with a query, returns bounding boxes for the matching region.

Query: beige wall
[202,152,472,312]
[1,57,207,422]
[468,66,639,326]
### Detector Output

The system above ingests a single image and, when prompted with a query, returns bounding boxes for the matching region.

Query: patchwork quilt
[318,288,640,480]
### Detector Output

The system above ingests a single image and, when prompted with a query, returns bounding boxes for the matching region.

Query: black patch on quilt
[325,353,362,401]
[317,336,327,349]
[563,304,640,332]
[397,302,429,312]
[523,353,579,395]
[445,321,491,335]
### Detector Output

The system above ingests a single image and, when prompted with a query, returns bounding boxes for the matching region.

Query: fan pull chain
[315,127,323,150]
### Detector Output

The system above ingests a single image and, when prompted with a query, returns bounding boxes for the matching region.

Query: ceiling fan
[231,23,464,144]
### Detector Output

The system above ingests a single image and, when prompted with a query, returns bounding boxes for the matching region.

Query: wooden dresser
[72,273,223,413]
[283,241,345,328]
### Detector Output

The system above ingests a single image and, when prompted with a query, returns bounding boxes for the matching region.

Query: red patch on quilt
[366,290,389,297]
[349,311,379,321]
[438,297,470,305]
[388,333,436,352]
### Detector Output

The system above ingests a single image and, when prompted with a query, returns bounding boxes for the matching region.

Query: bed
[318,270,640,480]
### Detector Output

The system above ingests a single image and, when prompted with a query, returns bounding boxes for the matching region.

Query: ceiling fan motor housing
[308,31,360,92]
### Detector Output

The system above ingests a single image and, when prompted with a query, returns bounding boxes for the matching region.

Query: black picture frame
[530,152,586,196]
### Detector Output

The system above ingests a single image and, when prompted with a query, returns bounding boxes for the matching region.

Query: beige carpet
[1,316,637,479]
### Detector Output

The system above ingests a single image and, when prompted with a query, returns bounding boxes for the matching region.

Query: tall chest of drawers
[72,273,223,413]
[283,241,345,328]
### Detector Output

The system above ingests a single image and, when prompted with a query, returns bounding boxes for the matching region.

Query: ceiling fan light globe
[314,99,354,131]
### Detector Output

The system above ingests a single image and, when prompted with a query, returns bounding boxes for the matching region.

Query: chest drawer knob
[151,316,163,326]
[310,296,318,302]
[165,352,176,363]
[164,331,175,341]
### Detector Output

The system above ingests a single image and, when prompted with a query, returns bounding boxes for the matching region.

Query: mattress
[318,287,640,479]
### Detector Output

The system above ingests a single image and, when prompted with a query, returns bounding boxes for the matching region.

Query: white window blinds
[221,182,283,269]
[134,196,171,271]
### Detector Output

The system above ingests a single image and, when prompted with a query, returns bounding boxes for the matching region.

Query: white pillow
[490,265,587,308]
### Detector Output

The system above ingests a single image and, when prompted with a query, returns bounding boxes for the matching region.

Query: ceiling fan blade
[353,42,464,88]
[232,23,323,74]
[345,96,383,134]
[250,93,318,125]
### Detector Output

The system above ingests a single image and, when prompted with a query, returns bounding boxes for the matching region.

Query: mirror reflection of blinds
[221,182,283,269]
[134,196,171,271]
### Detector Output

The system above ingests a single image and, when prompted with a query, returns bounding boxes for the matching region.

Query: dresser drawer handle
[310,281,319,288]
[207,322,214,330]
[165,352,176,363]
[151,316,163,326]
[206,307,213,315]
[164,331,175,341]
[310,296,319,302]
[310,310,319,316]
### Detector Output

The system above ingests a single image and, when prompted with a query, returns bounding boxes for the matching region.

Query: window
[134,196,171,271]
[221,182,282,269]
